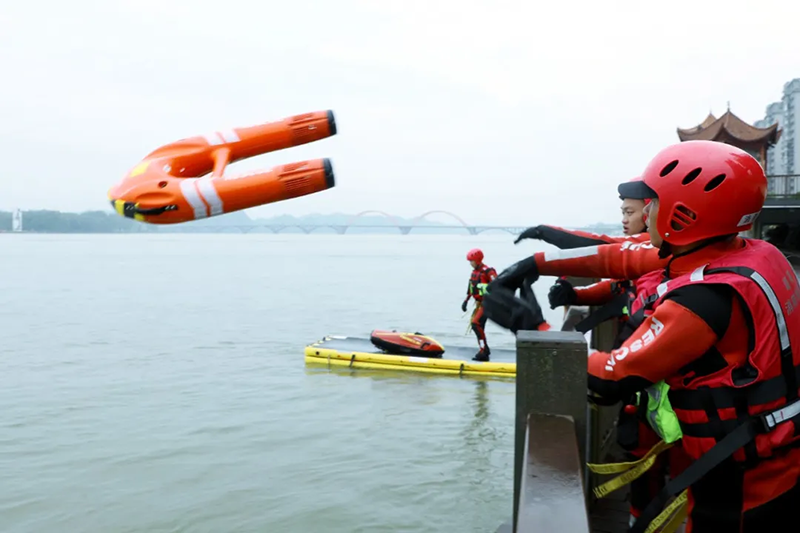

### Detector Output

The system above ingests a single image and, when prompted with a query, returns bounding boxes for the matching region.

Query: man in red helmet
[520,176,653,329]
[517,176,653,332]
[525,177,675,526]
[514,176,651,249]
[462,248,498,361]
[482,140,800,533]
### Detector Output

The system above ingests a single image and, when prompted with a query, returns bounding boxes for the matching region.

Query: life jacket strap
[629,397,800,533]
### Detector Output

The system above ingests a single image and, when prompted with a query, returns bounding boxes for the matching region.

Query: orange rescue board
[108,110,338,224]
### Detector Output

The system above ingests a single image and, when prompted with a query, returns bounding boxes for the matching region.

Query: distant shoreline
[0,209,624,236]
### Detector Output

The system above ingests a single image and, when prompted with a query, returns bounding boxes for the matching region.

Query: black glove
[548,278,577,309]
[513,225,544,245]
[482,284,546,334]
[461,299,468,312]
[489,255,540,293]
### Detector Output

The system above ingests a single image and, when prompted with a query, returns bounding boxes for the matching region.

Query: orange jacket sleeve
[533,241,668,281]
[573,280,616,306]
[586,299,719,401]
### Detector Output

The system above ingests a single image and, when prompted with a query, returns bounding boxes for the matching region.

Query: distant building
[676,108,781,172]
[11,209,22,232]
[754,102,786,176]
[754,77,800,195]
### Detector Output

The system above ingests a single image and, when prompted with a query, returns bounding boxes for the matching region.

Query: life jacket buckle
[757,398,800,433]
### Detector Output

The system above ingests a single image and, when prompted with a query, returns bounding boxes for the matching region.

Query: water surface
[1,233,561,532]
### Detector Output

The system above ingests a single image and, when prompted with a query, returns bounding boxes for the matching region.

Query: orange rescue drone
[108,110,338,223]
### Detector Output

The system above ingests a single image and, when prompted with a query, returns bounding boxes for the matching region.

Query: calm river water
[1,233,564,532]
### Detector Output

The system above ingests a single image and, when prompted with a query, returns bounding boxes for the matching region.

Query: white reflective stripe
[656,282,669,297]
[543,245,599,263]
[203,133,224,146]
[764,399,800,429]
[179,179,208,219]
[750,271,791,350]
[195,177,224,216]
[690,265,706,282]
[218,129,240,143]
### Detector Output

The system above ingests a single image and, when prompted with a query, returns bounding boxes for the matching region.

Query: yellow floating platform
[304,335,516,379]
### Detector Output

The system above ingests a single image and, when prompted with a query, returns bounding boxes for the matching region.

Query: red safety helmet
[467,248,484,262]
[617,140,767,246]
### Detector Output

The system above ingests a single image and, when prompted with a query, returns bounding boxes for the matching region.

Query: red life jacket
[598,270,667,447]
[611,270,664,347]
[575,270,663,346]
[469,264,496,301]
[654,239,800,462]
[628,239,800,533]
[630,270,663,316]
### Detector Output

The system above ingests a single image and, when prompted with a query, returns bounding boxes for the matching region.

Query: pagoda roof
[677,109,780,144]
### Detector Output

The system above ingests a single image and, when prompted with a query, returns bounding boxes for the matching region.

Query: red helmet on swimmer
[467,248,484,262]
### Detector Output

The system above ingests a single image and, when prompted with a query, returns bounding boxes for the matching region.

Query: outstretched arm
[547,278,619,309]
[515,225,648,249]
[485,243,669,335]
[573,279,619,306]
[534,241,667,281]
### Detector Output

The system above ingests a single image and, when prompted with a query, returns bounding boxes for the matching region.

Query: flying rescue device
[108,110,338,224]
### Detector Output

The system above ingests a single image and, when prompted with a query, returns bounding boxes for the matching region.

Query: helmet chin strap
[658,241,672,259]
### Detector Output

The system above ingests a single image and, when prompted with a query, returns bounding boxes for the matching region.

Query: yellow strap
[588,440,673,499]
[643,489,688,533]
[588,439,673,474]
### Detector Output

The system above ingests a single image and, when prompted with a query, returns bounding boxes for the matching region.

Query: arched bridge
[334,210,485,235]
[180,210,614,236]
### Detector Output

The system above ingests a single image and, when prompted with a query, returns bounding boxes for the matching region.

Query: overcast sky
[2,0,799,226]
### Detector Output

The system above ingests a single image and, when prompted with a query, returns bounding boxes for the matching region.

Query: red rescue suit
[533,237,800,532]
[568,267,690,520]
[466,263,497,352]
[606,269,693,521]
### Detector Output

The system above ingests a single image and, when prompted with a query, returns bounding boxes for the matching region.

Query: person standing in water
[462,248,498,361]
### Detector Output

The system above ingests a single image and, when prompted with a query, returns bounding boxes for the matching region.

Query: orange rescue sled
[108,110,338,224]
[369,330,446,358]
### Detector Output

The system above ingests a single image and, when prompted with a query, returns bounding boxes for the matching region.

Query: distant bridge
[178,210,617,236]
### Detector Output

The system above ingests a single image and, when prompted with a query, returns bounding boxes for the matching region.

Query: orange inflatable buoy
[108,110,338,224]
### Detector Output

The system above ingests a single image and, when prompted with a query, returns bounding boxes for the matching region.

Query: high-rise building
[755,77,800,195]
[754,102,786,177]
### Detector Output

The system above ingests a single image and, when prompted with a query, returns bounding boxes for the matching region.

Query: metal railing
[767,174,800,199]
[504,277,622,533]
